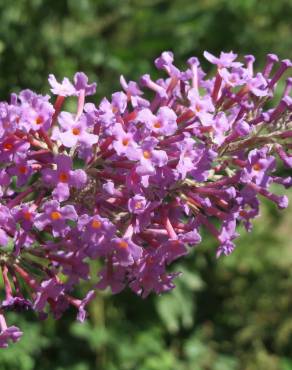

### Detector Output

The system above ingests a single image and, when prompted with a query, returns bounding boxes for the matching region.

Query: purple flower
[179,229,202,245]
[34,278,64,312]
[42,154,87,201]
[187,88,214,125]
[216,240,236,257]
[204,50,242,69]
[112,238,143,266]
[154,51,181,77]
[98,98,117,128]
[0,326,22,348]
[76,290,96,322]
[0,136,30,163]
[49,72,96,97]
[129,137,168,176]
[0,313,22,348]
[16,89,54,133]
[189,146,216,182]
[211,112,231,145]
[120,75,149,108]
[157,240,188,264]
[73,72,97,96]
[34,200,78,237]
[246,72,268,97]
[53,112,98,148]
[78,214,116,258]
[219,67,245,87]
[96,264,126,294]
[128,194,148,215]
[240,148,276,188]
[13,206,36,231]
[137,106,177,136]
[140,74,168,99]
[112,123,138,158]
[129,250,180,297]
[175,137,198,179]
[48,74,76,97]
[1,297,32,312]
[111,92,128,114]
[7,156,33,187]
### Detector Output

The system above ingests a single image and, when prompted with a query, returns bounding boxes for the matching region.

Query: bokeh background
[0,0,292,369]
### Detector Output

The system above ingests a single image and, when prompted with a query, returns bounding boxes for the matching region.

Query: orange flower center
[122,138,130,146]
[239,210,247,217]
[4,142,13,151]
[154,121,162,128]
[118,240,128,249]
[18,165,28,174]
[35,116,44,125]
[91,219,102,229]
[252,163,262,171]
[72,128,80,136]
[143,150,152,159]
[50,211,62,221]
[195,104,202,112]
[23,211,32,221]
[59,172,69,182]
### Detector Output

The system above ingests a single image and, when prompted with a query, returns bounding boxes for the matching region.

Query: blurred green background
[0,0,292,369]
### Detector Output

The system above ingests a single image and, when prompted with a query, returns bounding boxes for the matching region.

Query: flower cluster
[0,51,291,347]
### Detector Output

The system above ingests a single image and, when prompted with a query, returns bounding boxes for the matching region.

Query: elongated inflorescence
[0,51,291,347]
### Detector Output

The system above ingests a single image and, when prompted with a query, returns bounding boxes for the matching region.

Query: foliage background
[0,0,292,369]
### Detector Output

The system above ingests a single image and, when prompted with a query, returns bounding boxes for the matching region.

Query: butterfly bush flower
[0,50,291,347]
[138,107,177,136]
[0,315,22,348]
[34,200,78,236]
[53,112,98,148]
[42,154,87,201]
[48,72,96,97]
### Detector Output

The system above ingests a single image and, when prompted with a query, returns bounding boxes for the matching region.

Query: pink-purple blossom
[0,50,291,347]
